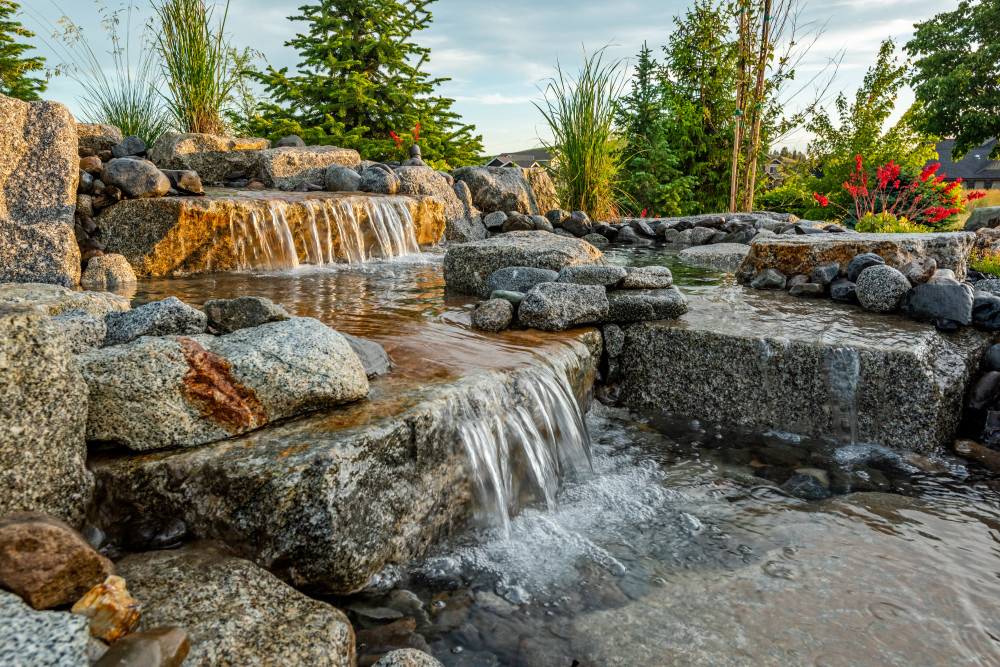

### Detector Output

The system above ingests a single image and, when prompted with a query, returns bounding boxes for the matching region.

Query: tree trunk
[743,0,773,212]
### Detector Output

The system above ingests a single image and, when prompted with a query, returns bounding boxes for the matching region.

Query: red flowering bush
[813,156,986,230]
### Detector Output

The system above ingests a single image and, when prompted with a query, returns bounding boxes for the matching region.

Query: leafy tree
[806,38,937,212]
[906,0,1000,159]
[615,43,696,216]
[0,0,46,101]
[251,0,482,167]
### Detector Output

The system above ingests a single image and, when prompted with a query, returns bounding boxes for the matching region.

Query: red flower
[389,131,404,148]
[813,193,830,207]
[413,123,421,143]
[855,155,864,172]
[919,163,939,182]
[641,209,648,218]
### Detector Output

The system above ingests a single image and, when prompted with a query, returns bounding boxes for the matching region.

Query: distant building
[929,139,1000,190]
[763,155,796,189]
[485,149,553,169]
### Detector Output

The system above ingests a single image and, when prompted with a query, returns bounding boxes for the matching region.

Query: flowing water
[123,245,1000,666]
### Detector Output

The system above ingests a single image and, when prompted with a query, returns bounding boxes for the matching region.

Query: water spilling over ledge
[95,188,446,276]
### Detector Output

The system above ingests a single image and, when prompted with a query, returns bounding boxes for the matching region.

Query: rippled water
[122,245,1000,666]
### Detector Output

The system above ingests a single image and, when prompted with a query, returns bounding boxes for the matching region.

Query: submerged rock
[103,296,207,346]
[0,513,113,610]
[444,231,604,296]
[115,549,354,667]
[204,296,290,334]
[0,305,92,524]
[518,282,609,331]
[678,243,750,271]
[471,298,514,332]
[80,317,369,450]
[0,590,90,666]
[781,473,832,500]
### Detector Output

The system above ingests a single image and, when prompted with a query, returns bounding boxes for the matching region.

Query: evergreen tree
[0,0,47,101]
[252,0,482,167]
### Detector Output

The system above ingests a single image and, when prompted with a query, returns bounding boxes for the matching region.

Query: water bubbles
[681,513,704,534]
[762,559,798,580]
[451,646,464,654]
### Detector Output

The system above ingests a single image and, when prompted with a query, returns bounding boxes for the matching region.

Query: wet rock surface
[606,288,689,324]
[471,298,515,332]
[92,626,190,667]
[103,296,207,346]
[518,283,609,331]
[443,231,604,296]
[557,265,627,287]
[81,317,369,450]
[341,332,393,377]
[116,549,354,666]
[485,267,559,295]
[903,282,974,330]
[678,243,750,270]
[0,305,92,524]
[80,253,137,290]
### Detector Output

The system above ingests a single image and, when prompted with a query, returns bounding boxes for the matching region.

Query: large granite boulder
[76,123,123,155]
[0,282,129,318]
[80,317,369,450]
[116,549,355,667]
[523,168,559,213]
[964,207,1000,232]
[1,94,81,286]
[444,231,605,296]
[394,166,485,240]
[518,282,609,331]
[453,166,540,215]
[0,590,90,666]
[736,232,975,283]
[0,305,92,525]
[148,132,270,185]
[258,146,361,190]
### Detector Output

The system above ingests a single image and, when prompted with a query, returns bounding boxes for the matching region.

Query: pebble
[70,575,141,643]
[92,626,190,667]
[471,299,514,332]
[750,269,787,290]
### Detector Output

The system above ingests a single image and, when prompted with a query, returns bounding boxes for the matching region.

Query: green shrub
[854,212,932,233]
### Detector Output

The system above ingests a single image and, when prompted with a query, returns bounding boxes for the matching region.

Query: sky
[24,0,947,156]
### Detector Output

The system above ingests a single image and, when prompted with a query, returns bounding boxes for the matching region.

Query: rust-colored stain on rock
[178,337,268,430]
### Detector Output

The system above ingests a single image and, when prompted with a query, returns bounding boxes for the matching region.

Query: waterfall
[453,360,593,535]
[824,347,861,445]
[229,196,421,271]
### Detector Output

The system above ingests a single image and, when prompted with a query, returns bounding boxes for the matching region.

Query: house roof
[930,139,1000,181]
[486,149,553,168]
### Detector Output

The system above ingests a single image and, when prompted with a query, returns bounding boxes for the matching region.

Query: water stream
[123,245,1000,665]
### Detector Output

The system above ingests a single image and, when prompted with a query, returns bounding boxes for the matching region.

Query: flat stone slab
[90,335,598,594]
[149,132,270,185]
[678,243,751,271]
[97,189,446,276]
[618,286,991,453]
[0,283,129,318]
[443,231,605,296]
[257,146,361,190]
[735,232,975,283]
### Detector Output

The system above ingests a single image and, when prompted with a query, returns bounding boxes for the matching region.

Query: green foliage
[854,212,931,233]
[0,1,46,100]
[806,38,938,211]
[535,47,628,220]
[756,173,831,221]
[615,43,697,216]
[251,0,482,167]
[152,0,251,135]
[37,2,171,147]
[906,0,1000,160]
[971,248,1000,277]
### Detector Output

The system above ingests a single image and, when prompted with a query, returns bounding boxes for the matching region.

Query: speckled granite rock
[453,166,540,215]
[396,167,482,242]
[1,94,78,226]
[963,206,1000,232]
[259,146,361,190]
[557,265,627,286]
[856,265,911,313]
[204,296,290,334]
[678,243,750,271]
[523,168,559,214]
[471,298,514,332]
[0,218,82,287]
[0,282,129,318]
[80,254,137,290]
[444,231,604,296]
[89,336,598,593]
[76,123,123,155]
[607,287,689,323]
[519,282,608,331]
[81,317,369,450]
[619,290,991,453]
[736,232,975,283]
[0,305,92,525]
[0,590,90,666]
[103,297,207,346]
[115,549,355,667]
[620,265,673,289]
[52,309,107,353]
[485,266,559,295]
[148,133,270,185]
[97,190,445,276]
[374,649,444,667]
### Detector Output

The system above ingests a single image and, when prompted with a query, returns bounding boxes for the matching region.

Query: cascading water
[824,346,861,445]
[229,196,421,270]
[453,360,593,536]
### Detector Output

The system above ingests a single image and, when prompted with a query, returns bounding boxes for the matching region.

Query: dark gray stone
[582,233,609,248]
[160,169,203,195]
[781,474,832,500]
[502,213,535,233]
[607,287,689,323]
[975,279,1000,296]
[964,206,1000,232]
[519,282,609,331]
[471,298,514,332]
[811,262,841,286]
[275,135,306,148]
[546,209,571,227]
[676,227,717,246]
[486,266,558,295]
[831,279,858,304]
[483,211,507,230]
[972,292,1000,330]
[340,332,392,377]
[531,215,554,233]
[603,323,625,358]
[984,344,1000,372]
[901,257,937,286]
[103,297,207,346]
[966,371,1000,410]
[789,283,824,297]
[856,265,910,313]
[903,282,974,330]
[750,269,786,290]
[111,135,146,158]
[615,226,652,246]
[557,265,627,286]
[360,166,400,195]
[620,265,673,289]
[204,296,291,334]
[563,214,593,237]
[325,165,362,192]
[847,253,886,282]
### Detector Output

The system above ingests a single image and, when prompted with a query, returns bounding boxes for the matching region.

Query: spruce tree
[0,0,47,101]
[253,0,482,167]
